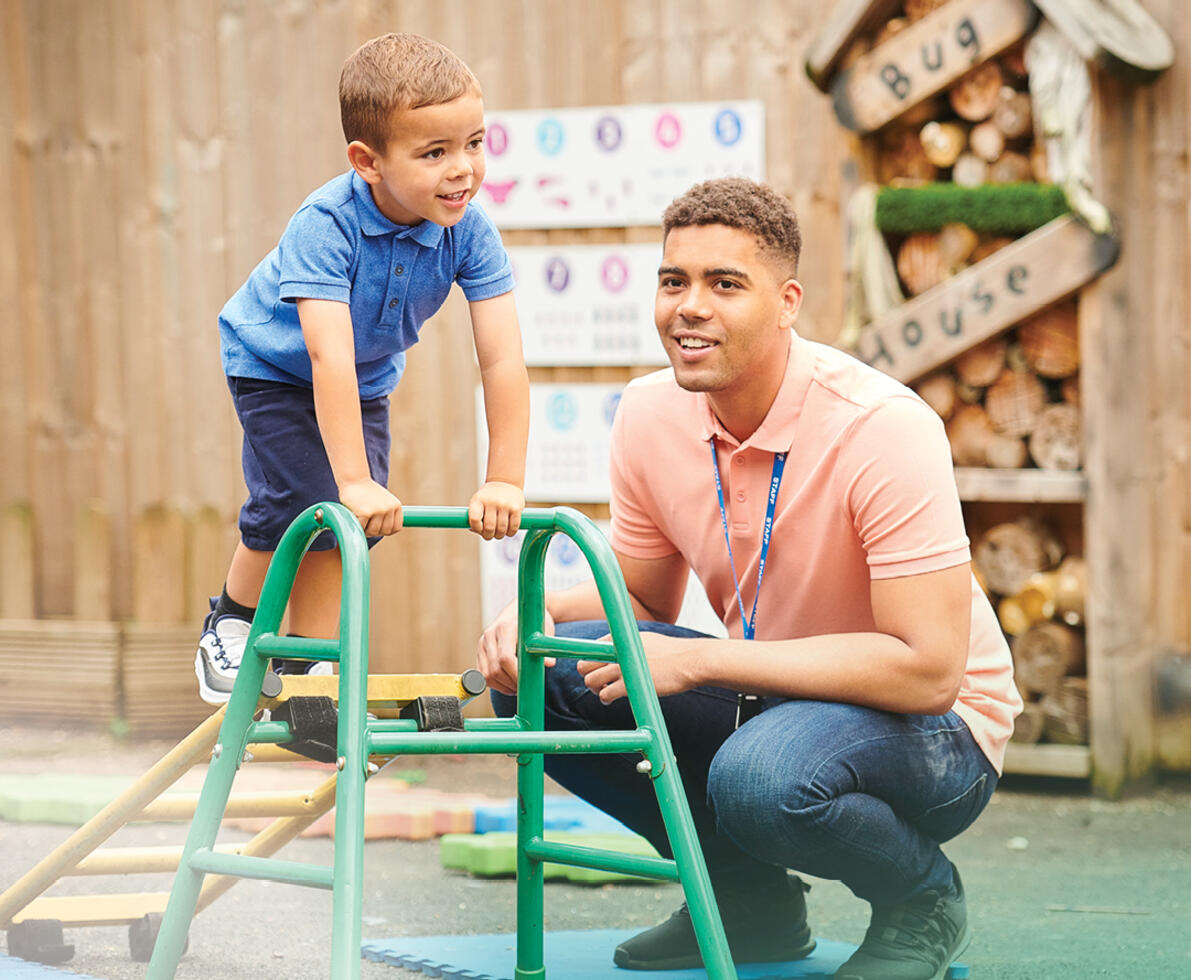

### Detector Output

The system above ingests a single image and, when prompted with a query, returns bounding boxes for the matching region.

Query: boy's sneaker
[834,871,970,980]
[613,874,815,970]
[271,658,333,677]
[194,608,251,705]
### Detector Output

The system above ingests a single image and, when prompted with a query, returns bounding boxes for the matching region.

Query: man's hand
[476,599,554,696]
[468,481,525,540]
[577,631,707,704]
[338,478,403,537]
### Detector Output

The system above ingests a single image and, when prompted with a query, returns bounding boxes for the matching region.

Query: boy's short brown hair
[339,33,482,151]
[662,177,802,278]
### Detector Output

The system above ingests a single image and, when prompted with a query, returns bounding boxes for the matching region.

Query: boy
[197,33,528,704]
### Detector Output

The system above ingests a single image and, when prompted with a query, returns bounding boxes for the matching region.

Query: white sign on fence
[509,243,667,366]
[479,521,728,638]
[476,383,626,503]
[480,101,765,228]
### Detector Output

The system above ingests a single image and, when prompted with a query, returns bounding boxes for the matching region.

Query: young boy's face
[364,94,487,227]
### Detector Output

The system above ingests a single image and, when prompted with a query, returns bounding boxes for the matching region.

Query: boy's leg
[706,700,997,979]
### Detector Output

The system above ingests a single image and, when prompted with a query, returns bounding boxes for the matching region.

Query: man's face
[365,94,487,227]
[655,224,802,400]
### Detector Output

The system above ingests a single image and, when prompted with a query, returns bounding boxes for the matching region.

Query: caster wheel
[7,919,74,964]
[128,913,188,963]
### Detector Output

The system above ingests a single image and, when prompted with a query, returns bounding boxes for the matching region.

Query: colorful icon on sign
[482,179,518,205]
[602,391,623,427]
[486,123,510,157]
[714,108,743,147]
[600,255,630,293]
[498,531,524,565]
[537,117,565,156]
[544,257,571,292]
[547,392,579,431]
[552,536,581,567]
[595,115,623,152]
[654,112,682,149]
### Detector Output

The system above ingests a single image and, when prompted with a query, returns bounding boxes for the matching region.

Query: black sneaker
[834,871,970,980]
[613,875,815,970]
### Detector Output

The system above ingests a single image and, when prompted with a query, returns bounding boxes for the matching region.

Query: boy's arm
[297,298,403,537]
[469,291,530,540]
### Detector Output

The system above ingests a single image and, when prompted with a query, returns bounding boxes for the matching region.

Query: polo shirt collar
[351,170,445,247]
[697,332,816,453]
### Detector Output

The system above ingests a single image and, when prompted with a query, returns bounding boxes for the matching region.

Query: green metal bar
[149,504,347,979]
[514,526,550,980]
[320,505,372,980]
[523,839,681,882]
[187,849,334,890]
[367,730,653,756]
[510,507,738,980]
[522,632,618,662]
[253,634,342,661]
[149,504,735,980]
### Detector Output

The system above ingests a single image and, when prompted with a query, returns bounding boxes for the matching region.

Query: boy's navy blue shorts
[229,376,391,552]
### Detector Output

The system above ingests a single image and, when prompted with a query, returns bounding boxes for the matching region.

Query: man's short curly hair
[340,33,481,151]
[662,178,802,277]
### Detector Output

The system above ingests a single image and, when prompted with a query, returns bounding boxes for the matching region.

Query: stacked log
[970,516,1089,746]
[919,299,1081,471]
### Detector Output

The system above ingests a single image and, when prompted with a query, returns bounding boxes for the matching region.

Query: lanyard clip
[734,693,762,730]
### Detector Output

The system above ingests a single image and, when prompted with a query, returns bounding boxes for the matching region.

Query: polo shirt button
[388,299,399,309]
[735,490,746,501]
[733,456,744,466]
[395,265,404,275]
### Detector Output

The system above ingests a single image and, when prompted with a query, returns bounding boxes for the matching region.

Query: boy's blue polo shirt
[219,170,514,399]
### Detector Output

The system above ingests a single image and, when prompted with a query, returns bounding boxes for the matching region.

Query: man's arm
[297,298,403,536]
[468,292,529,539]
[579,561,972,715]
[476,548,690,695]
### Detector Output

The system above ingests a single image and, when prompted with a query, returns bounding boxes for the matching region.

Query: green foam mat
[440,831,662,883]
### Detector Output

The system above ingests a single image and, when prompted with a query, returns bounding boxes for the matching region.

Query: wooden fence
[0,1,1188,765]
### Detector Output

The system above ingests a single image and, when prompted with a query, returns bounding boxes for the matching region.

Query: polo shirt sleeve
[841,395,971,579]
[277,203,356,305]
[608,387,681,559]
[454,205,515,301]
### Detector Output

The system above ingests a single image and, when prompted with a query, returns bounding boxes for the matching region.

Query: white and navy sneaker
[271,658,333,678]
[194,607,251,705]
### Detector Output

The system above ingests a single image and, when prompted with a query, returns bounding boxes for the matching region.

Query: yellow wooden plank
[13,892,170,927]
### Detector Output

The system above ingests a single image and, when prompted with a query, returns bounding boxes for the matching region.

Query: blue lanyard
[709,440,786,641]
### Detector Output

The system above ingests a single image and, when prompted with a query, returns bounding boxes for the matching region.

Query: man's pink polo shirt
[609,333,1022,774]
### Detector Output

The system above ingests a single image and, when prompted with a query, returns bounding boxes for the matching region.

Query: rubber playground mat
[361,931,970,979]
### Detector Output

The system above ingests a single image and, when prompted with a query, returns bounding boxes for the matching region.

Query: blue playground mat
[0,954,101,979]
[361,930,970,979]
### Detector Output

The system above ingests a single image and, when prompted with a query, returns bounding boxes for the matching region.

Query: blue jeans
[491,620,998,906]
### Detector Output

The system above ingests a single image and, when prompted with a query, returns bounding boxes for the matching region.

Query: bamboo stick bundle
[1018,302,1080,378]
[985,367,1047,436]
[1029,403,1082,470]
[896,232,947,294]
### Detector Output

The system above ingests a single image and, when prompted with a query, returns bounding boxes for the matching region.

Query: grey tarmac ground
[1,722,1189,980]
